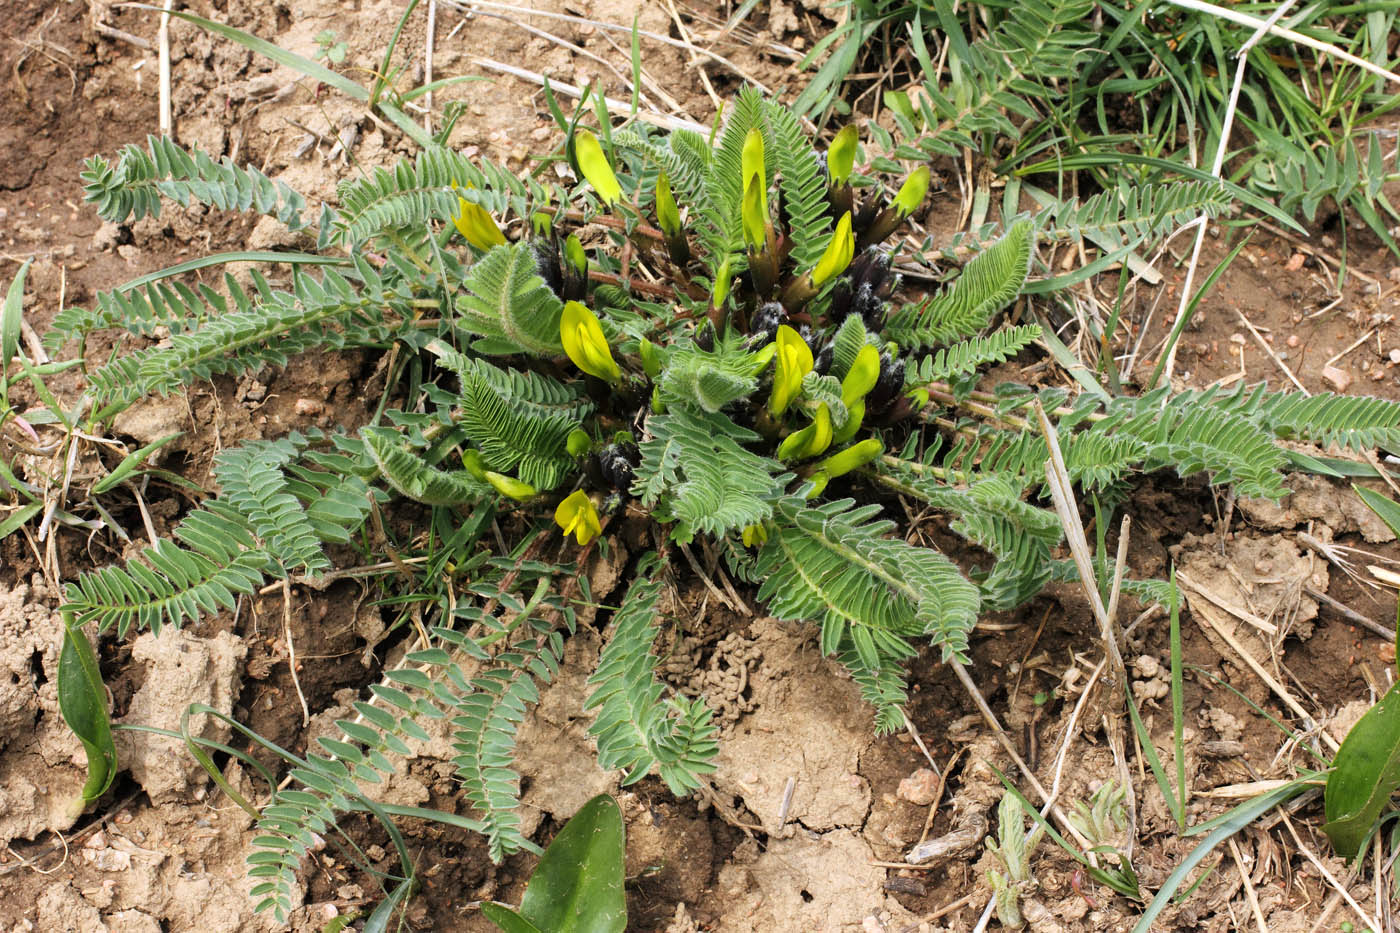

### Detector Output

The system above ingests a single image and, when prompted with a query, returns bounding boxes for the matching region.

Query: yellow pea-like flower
[841,344,881,405]
[450,183,506,251]
[574,130,622,205]
[741,523,768,548]
[554,489,603,545]
[777,402,833,461]
[831,399,865,445]
[560,301,621,383]
[768,324,813,417]
[742,128,767,217]
[742,174,767,251]
[812,212,854,286]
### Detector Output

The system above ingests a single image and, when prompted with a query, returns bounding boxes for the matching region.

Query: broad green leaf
[517,794,626,933]
[480,903,544,933]
[1353,484,1400,539]
[58,619,117,802]
[1324,678,1400,860]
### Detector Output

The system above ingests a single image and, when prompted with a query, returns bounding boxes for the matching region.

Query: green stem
[385,230,435,276]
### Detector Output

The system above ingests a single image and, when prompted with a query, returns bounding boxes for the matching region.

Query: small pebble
[897,768,940,806]
[1321,364,1352,392]
[1389,348,1400,364]
[1286,334,1301,348]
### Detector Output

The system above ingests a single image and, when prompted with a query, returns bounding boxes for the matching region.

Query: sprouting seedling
[986,791,1044,929]
[313,29,348,64]
[1068,780,1130,848]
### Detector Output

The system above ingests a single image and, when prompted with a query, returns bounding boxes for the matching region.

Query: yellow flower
[555,490,603,545]
[450,183,506,251]
[815,438,883,479]
[841,344,881,405]
[768,324,812,417]
[812,212,854,286]
[777,402,833,461]
[560,301,621,383]
[833,344,882,443]
[574,130,622,205]
[741,523,768,548]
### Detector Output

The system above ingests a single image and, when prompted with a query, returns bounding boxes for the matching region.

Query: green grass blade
[1132,779,1311,932]
[1324,678,1400,860]
[2,260,29,389]
[1149,232,1249,389]
[128,5,433,149]
[117,252,347,293]
[1125,678,1185,830]
[370,0,422,107]
[1169,567,1187,824]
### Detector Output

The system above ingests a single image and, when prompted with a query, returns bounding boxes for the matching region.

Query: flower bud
[827,125,858,187]
[893,165,931,219]
[812,212,854,286]
[485,471,537,501]
[574,129,622,205]
[655,172,682,237]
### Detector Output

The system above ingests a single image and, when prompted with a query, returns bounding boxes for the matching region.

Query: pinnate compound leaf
[885,220,1033,351]
[456,242,565,357]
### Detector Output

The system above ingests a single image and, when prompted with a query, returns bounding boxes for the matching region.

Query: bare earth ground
[0,1,1397,931]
